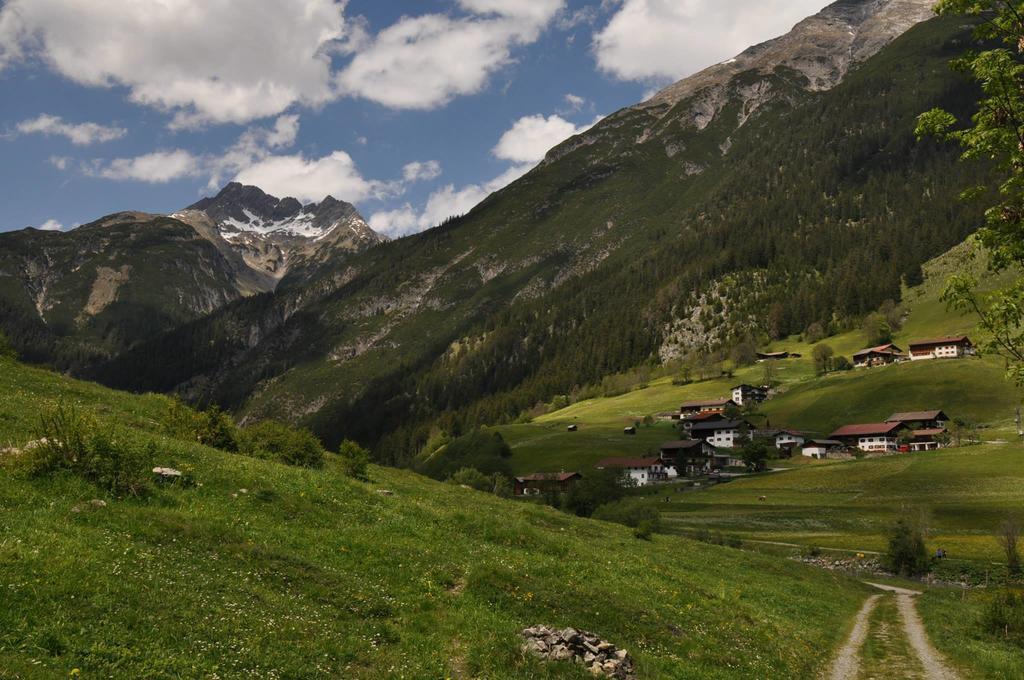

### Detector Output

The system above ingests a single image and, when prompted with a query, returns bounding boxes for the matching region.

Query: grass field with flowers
[0,356,878,678]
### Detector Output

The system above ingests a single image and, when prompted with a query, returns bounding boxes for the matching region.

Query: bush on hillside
[447,467,492,491]
[0,330,16,360]
[983,590,1024,646]
[417,429,513,481]
[10,402,154,496]
[338,439,370,481]
[563,467,631,517]
[812,343,835,374]
[833,356,853,371]
[240,420,325,469]
[592,497,663,533]
[164,400,239,452]
[884,518,930,576]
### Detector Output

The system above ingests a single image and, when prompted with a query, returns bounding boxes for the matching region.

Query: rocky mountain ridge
[545,0,937,167]
[173,182,381,283]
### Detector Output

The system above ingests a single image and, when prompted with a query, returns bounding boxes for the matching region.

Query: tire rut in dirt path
[824,594,880,680]
[894,592,959,680]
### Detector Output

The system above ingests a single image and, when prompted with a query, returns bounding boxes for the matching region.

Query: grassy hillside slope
[656,444,1024,561]
[0,358,870,678]
[495,237,1022,475]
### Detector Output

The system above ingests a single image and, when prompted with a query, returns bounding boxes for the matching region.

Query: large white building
[689,419,751,449]
[829,422,905,452]
[595,457,667,486]
[908,336,975,361]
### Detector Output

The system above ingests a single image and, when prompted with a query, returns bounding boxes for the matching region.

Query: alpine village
[3,1,1024,678]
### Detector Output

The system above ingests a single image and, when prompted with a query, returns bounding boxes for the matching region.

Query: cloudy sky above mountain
[0,0,827,236]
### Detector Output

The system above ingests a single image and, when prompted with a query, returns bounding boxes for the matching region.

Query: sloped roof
[912,428,947,437]
[689,420,748,433]
[680,397,734,409]
[852,343,904,358]
[596,457,662,468]
[909,336,972,348]
[516,472,581,482]
[887,410,947,423]
[804,439,844,447]
[659,439,706,451]
[830,422,904,437]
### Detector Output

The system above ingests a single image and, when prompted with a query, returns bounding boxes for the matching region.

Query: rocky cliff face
[174,183,381,283]
[547,0,936,166]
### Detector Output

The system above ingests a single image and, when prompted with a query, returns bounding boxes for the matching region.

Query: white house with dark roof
[595,457,667,486]
[908,336,975,361]
[689,419,752,449]
[830,422,906,452]
[801,439,845,459]
[886,410,949,430]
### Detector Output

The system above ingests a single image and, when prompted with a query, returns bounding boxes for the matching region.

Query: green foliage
[862,312,894,346]
[446,467,492,491]
[730,340,758,367]
[804,322,827,343]
[563,467,631,517]
[592,496,663,533]
[164,400,239,452]
[920,1,1024,383]
[11,403,153,496]
[983,590,1024,647]
[0,330,16,360]
[338,439,370,481]
[491,472,513,498]
[812,343,835,374]
[740,437,772,472]
[999,516,1022,576]
[240,420,326,469]
[832,355,853,371]
[417,429,513,481]
[884,518,931,577]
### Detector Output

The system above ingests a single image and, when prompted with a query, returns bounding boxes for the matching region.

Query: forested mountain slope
[88,13,991,462]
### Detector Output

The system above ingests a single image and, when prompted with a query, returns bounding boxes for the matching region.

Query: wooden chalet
[730,384,769,407]
[679,397,736,417]
[514,472,582,497]
[688,419,753,449]
[852,343,906,368]
[595,457,667,486]
[658,439,717,477]
[886,410,949,430]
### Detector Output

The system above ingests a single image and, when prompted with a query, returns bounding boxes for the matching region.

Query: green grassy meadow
[0,357,876,678]
[653,444,1024,562]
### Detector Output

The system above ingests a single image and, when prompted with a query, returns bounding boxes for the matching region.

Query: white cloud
[0,0,351,127]
[337,2,562,110]
[402,160,442,182]
[49,156,70,170]
[457,0,564,23]
[593,0,828,82]
[235,151,395,204]
[562,93,586,112]
[16,114,126,145]
[371,162,532,237]
[89,150,202,183]
[38,219,63,231]
[492,114,591,164]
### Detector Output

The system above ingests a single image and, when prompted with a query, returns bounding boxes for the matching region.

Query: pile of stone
[797,554,884,573]
[520,626,636,678]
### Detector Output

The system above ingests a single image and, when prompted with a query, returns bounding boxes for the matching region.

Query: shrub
[491,473,513,498]
[417,429,513,481]
[983,590,1024,646]
[164,400,239,452]
[447,467,492,491]
[0,330,16,360]
[563,468,630,517]
[812,343,835,374]
[338,439,370,481]
[240,420,325,468]
[884,518,930,576]
[833,356,853,371]
[13,403,153,496]
[592,497,662,532]
[634,520,655,541]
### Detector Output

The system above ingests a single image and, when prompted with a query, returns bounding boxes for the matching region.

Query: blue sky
[0,0,827,236]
